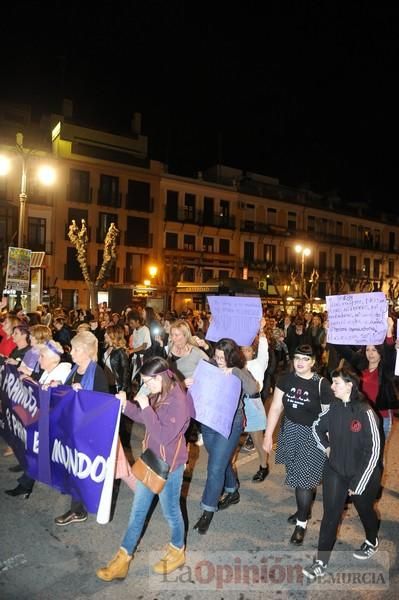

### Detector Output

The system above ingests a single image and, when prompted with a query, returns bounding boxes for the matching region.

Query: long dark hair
[214,338,246,369]
[140,356,183,404]
[331,367,368,405]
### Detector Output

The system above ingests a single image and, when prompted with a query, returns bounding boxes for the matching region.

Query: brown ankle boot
[152,543,185,575]
[96,547,132,581]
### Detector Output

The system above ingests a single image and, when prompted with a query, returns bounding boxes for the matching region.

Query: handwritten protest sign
[189,360,241,438]
[206,295,262,345]
[326,292,388,345]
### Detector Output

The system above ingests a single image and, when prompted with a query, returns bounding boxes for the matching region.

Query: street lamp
[148,265,158,279]
[295,244,311,298]
[0,132,56,248]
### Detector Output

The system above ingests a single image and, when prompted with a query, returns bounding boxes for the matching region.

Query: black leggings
[318,462,381,564]
[295,487,316,521]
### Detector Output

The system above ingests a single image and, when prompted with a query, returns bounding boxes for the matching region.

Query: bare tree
[68,219,119,313]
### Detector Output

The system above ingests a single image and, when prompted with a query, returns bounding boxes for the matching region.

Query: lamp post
[295,244,311,298]
[0,132,56,248]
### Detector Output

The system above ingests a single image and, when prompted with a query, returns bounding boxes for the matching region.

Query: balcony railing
[125,195,154,212]
[97,190,122,208]
[27,240,54,254]
[124,232,153,248]
[96,227,119,243]
[66,184,93,204]
[164,208,235,229]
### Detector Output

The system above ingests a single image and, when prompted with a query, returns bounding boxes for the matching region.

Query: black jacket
[107,347,130,393]
[313,399,381,494]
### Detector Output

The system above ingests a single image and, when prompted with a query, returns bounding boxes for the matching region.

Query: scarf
[68,360,97,390]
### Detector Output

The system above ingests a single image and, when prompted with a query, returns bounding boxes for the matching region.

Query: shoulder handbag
[132,435,183,495]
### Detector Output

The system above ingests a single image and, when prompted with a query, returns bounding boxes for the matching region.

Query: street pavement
[1,416,398,600]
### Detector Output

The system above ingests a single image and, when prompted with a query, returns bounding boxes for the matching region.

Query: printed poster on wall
[5,247,32,293]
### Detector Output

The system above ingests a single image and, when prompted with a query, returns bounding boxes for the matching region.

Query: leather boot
[252,465,269,482]
[193,510,214,534]
[96,548,132,581]
[153,543,185,574]
[218,490,240,510]
[290,525,306,545]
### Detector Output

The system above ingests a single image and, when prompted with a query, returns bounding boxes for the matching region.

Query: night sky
[2,1,399,210]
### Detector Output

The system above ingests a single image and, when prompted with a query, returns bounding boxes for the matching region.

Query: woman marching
[192,338,259,535]
[96,357,191,581]
[241,318,270,482]
[54,331,109,526]
[332,316,398,445]
[263,344,335,545]
[303,367,381,580]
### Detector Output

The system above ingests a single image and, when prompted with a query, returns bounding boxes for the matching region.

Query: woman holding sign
[332,316,398,444]
[192,338,259,535]
[263,344,335,546]
[241,318,270,482]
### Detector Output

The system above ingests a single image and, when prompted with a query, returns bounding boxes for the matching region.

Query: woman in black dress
[263,344,335,545]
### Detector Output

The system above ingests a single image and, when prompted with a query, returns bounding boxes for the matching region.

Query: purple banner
[189,360,241,438]
[0,363,120,515]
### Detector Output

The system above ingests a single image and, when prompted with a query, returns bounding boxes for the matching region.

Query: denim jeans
[201,408,244,512]
[383,413,392,439]
[121,463,185,554]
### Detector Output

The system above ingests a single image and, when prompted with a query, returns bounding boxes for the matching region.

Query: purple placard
[206,295,262,345]
[326,292,388,345]
[189,359,241,438]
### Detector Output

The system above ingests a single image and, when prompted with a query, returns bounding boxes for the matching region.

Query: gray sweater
[169,345,209,379]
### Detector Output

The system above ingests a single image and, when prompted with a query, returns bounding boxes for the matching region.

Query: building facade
[1,101,399,313]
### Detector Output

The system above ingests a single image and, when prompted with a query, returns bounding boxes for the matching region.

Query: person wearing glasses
[97,356,191,582]
[263,344,335,546]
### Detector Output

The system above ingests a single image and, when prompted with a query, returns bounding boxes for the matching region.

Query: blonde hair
[105,324,126,349]
[77,323,91,333]
[30,324,52,343]
[71,331,98,361]
[169,319,198,353]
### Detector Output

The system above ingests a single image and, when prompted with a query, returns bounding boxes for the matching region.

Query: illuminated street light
[0,133,56,248]
[0,156,10,176]
[148,264,158,279]
[295,244,311,298]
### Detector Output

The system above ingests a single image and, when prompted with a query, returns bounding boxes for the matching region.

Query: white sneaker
[353,539,379,560]
[302,559,327,581]
[195,434,204,447]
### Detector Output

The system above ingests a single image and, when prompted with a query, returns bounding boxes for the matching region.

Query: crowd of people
[1,297,398,583]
